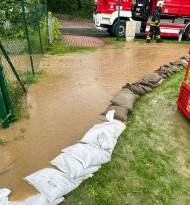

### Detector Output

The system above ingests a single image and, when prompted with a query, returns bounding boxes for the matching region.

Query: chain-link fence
[0,0,48,126]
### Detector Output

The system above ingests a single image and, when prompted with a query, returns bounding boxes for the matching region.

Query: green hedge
[47,0,94,19]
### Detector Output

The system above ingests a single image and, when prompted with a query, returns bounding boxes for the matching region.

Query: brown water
[0,41,189,201]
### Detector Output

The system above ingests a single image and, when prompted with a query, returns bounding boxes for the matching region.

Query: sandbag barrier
[0,111,126,205]
[0,55,189,205]
[101,55,189,122]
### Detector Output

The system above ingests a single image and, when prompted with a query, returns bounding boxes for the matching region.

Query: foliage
[26,0,47,3]
[0,0,48,53]
[0,138,8,145]
[62,69,190,204]
[53,17,61,40]
[47,0,94,19]
[0,1,24,41]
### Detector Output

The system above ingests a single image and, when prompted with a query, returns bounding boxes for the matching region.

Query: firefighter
[146,1,164,43]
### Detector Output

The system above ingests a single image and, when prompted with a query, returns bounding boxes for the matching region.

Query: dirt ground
[0,41,189,202]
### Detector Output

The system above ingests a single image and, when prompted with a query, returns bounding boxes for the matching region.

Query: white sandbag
[80,111,125,151]
[106,110,126,138]
[25,168,83,203]
[62,143,111,169]
[106,110,115,122]
[80,123,117,151]
[51,153,100,178]
[113,119,126,138]
[0,189,11,205]
[8,194,64,205]
[0,197,8,205]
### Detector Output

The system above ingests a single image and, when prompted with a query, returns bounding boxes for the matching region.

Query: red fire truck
[93,0,190,40]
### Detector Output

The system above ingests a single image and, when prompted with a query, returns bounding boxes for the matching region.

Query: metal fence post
[35,3,44,55]
[21,0,35,75]
[0,94,9,129]
[0,63,13,123]
[117,0,121,41]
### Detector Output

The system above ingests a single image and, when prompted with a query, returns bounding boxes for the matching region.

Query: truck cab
[93,0,132,37]
[94,0,190,40]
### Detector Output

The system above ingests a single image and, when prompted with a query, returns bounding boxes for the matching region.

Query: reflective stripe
[151,23,156,26]
[147,36,151,39]
[156,35,160,39]
[151,21,160,26]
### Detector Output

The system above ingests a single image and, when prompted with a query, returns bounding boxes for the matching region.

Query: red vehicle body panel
[145,23,185,37]
[150,0,190,16]
[94,0,132,14]
[95,0,190,17]
[177,50,190,120]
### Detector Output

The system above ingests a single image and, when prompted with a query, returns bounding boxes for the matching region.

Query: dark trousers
[147,26,161,40]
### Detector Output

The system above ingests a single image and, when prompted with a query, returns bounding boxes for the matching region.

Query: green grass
[20,128,26,133]
[104,37,126,42]
[63,69,190,204]
[0,138,8,145]
[47,41,97,55]
[104,37,190,44]
[14,135,25,141]
[135,38,190,44]
[25,69,46,84]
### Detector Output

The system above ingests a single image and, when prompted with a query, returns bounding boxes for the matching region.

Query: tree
[46,0,94,19]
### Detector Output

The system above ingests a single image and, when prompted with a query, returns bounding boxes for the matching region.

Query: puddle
[0,41,189,201]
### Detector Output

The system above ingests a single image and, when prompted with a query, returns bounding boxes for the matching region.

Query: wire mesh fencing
[0,0,48,125]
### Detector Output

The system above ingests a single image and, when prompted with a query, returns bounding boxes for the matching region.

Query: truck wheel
[107,28,114,37]
[112,20,126,37]
[185,25,190,41]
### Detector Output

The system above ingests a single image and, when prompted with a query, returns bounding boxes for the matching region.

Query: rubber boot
[157,38,163,43]
[146,39,151,43]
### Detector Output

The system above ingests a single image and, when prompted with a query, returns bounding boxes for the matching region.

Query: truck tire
[185,25,190,41]
[112,20,127,37]
[107,27,114,37]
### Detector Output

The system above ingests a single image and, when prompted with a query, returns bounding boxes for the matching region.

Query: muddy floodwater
[0,41,189,201]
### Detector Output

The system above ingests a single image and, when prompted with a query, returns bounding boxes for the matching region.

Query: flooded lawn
[0,41,189,201]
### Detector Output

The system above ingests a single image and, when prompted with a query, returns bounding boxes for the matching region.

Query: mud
[0,41,189,201]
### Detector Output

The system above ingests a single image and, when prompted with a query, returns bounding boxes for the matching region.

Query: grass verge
[104,37,190,44]
[63,69,190,204]
[47,41,97,55]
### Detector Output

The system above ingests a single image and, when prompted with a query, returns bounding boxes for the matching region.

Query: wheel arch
[112,17,130,27]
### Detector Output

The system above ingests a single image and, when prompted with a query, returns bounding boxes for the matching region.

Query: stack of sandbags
[101,73,162,122]
[155,55,189,79]
[22,111,125,205]
[136,72,163,88]
[101,55,189,122]
[25,169,84,204]
[101,88,140,122]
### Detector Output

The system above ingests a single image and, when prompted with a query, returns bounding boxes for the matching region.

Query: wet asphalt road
[59,25,146,38]
[59,26,109,37]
